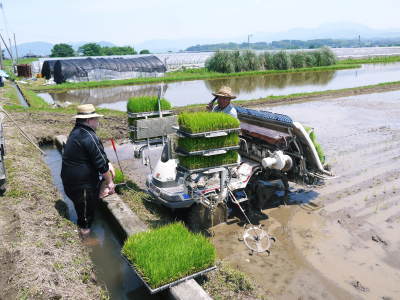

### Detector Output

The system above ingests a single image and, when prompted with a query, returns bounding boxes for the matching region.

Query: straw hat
[212,86,236,99]
[73,104,104,119]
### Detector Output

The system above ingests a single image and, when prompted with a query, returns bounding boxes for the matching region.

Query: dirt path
[221,89,400,299]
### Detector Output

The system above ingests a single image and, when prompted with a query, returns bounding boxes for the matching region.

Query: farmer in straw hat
[207,86,238,118]
[61,104,115,236]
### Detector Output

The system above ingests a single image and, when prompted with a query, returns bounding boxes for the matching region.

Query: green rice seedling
[305,128,326,164]
[205,51,235,73]
[272,51,292,70]
[178,112,240,133]
[126,96,172,113]
[114,168,125,184]
[290,52,307,68]
[122,222,216,288]
[178,132,239,152]
[178,151,238,170]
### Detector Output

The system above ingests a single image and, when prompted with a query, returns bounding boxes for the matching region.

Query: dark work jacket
[61,123,109,190]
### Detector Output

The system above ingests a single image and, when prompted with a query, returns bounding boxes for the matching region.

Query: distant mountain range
[12,22,400,56]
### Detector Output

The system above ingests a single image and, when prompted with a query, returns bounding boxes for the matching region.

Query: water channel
[42,146,164,300]
[38,62,400,111]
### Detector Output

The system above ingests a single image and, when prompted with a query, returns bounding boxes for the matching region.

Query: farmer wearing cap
[206,86,238,118]
[61,104,115,236]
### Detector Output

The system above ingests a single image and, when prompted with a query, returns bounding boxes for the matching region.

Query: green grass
[122,222,216,288]
[178,112,240,133]
[127,96,172,113]
[20,87,48,108]
[114,168,125,184]
[178,132,239,152]
[340,55,400,65]
[178,151,238,170]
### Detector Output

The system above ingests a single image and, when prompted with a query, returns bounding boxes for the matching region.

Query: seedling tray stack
[122,222,216,294]
[127,96,176,142]
[176,112,240,171]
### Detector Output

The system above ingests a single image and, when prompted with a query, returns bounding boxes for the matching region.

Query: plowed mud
[211,90,400,299]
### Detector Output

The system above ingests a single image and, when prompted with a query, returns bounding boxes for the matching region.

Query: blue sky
[3,0,400,45]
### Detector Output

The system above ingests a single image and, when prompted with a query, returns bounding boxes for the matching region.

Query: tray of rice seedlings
[127,96,173,119]
[177,112,240,137]
[122,222,216,294]
[178,150,238,172]
[176,132,239,155]
[127,96,177,142]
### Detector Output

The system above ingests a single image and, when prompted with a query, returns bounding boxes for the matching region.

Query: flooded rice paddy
[39,62,400,111]
[210,90,400,299]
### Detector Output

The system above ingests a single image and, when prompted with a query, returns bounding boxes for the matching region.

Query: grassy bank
[29,64,360,92]
[340,55,400,65]
[0,86,107,299]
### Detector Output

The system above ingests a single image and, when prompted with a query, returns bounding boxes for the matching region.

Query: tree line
[187,37,400,52]
[50,43,150,57]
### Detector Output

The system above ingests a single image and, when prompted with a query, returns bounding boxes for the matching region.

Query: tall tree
[139,49,150,54]
[78,43,102,56]
[50,43,74,57]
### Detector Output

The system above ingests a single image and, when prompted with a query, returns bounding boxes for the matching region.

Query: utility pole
[358,35,361,48]
[13,33,18,64]
[247,34,253,50]
[0,41,3,70]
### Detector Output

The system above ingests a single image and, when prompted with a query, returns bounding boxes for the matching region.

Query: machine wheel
[187,202,227,233]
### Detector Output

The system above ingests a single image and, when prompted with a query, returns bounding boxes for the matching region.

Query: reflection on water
[41,62,400,110]
[205,70,335,93]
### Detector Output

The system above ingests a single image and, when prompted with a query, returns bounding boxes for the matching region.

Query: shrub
[290,52,307,68]
[178,151,238,170]
[272,51,291,70]
[304,52,317,67]
[114,168,125,184]
[127,96,172,113]
[318,47,337,66]
[178,132,239,152]
[178,112,240,133]
[231,51,245,72]
[259,52,274,70]
[241,50,260,71]
[205,51,235,73]
[122,222,216,288]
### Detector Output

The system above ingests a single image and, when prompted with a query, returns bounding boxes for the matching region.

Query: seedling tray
[123,255,216,294]
[177,163,239,174]
[176,145,240,156]
[127,110,173,119]
[177,127,240,138]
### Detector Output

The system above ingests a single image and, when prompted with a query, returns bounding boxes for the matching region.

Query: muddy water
[210,90,400,299]
[42,146,163,300]
[40,63,400,110]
